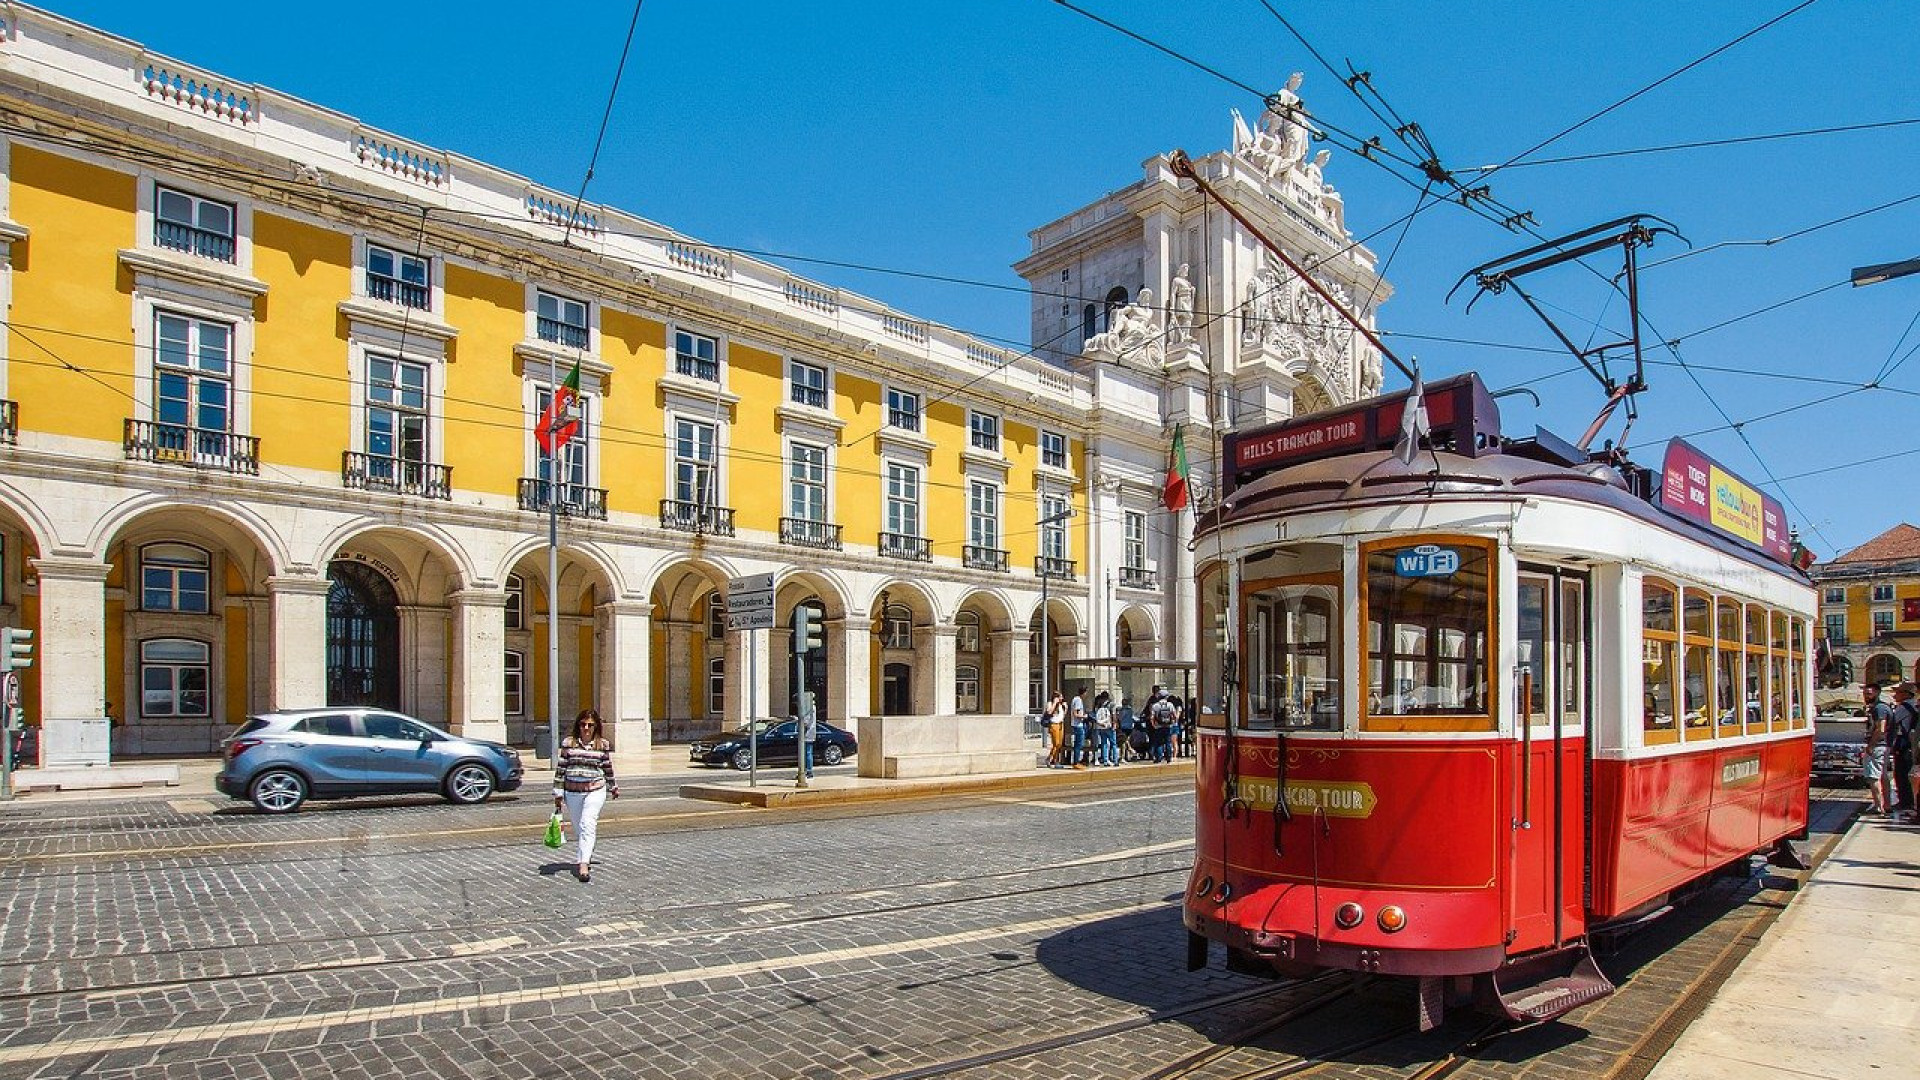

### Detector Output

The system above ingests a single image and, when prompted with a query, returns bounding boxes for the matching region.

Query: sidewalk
[1645,811,1920,1080]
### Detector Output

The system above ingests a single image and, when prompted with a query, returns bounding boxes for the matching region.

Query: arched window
[1081,303,1098,343]
[707,593,726,639]
[1103,286,1129,332]
[141,542,210,613]
[882,603,912,650]
[141,638,210,718]
[956,664,980,714]
[956,610,981,653]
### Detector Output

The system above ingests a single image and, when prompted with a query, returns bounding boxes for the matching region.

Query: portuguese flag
[536,360,582,455]
[1164,424,1191,512]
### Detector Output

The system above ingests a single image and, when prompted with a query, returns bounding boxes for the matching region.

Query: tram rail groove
[0,861,1194,1004]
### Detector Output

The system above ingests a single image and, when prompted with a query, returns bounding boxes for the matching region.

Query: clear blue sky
[48,0,1920,558]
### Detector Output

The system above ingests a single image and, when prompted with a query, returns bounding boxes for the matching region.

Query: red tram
[1182,373,1814,1029]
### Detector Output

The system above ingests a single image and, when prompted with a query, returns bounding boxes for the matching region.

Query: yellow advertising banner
[1708,466,1764,546]
[1231,778,1377,818]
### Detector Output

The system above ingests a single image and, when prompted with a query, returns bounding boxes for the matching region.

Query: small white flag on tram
[1393,367,1430,465]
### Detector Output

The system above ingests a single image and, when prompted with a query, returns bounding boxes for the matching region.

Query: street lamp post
[1037,507,1074,717]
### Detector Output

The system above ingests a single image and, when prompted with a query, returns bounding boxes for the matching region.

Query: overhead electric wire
[561,0,646,245]
[1469,116,1920,172]
[1641,191,1920,273]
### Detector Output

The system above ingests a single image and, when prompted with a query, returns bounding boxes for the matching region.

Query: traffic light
[0,628,30,674]
[795,606,825,652]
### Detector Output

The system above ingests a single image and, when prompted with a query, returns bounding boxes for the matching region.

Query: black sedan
[689,719,857,771]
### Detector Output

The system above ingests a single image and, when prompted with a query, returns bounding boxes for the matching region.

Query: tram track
[0,852,1195,1004]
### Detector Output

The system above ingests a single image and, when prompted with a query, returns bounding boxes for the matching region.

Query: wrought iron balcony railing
[780,517,843,551]
[660,498,734,535]
[537,316,588,348]
[790,384,827,409]
[123,419,259,474]
[153,219,235,262]
[343,452,452,499]
[367,274,430,310]
[963,545,1008,572]
[674,354,719,382]
[1035,555,1077,581]
[0,399,14,445]
[878,532,932,562]
[1119,565,1158,588]
[519,478,609,519]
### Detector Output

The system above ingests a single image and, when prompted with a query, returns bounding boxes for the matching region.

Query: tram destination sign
[1658,440,1791,564]
[1221,373,1500,493]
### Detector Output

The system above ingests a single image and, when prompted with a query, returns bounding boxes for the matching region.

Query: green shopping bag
[543,812,564,849]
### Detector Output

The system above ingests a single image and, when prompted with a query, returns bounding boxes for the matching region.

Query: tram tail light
[1377,906,1408,933]
[1333,902,1364,929]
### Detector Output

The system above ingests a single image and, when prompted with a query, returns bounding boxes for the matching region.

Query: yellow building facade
[1810,524,1920,690]
[0,10,1389,771]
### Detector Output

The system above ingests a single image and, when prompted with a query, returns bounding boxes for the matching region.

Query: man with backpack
[1147,686,1176,763]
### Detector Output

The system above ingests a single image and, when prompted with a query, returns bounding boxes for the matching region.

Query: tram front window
[1245,580,1339,731]
[1364,539,1492,729]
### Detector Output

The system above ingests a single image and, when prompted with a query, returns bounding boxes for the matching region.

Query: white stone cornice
[960,446,1011,479]
[656,372,739,421]
[449,588,510,608]
[773,402,846,438]
[0,219,28,245]
[875,426,935,464]
[512,341,613,392]
[265,575,333,597]
[117,247,268,298]
[336,296,459,344]
[28,556,111,582]
[1034,463,1077,490]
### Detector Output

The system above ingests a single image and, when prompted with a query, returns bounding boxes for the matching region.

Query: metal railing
[780,517,843,551]
[153,219,235,262]
[878,532,932,562]
[123,418,259,474]
[343,452,452,499]
[518,478,609,519]
[674,354,719,381]
[537,316,588,348]
[367,274,430,310]
[660,498,734,535]
[963,545,1008,572]
[1119,565,1158,588]
[0,399,14,445]
[1035,555,1076,581]
[790,383,828,409]
[886,406,921,432]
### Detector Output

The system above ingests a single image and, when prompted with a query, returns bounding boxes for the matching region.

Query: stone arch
[647,558,735,739]
[953,588,1016,715]
[321,525,470,728]
[1115,603,1160,658]
[1866,653,1904,687]
[501,533,623,745]
[494,535,630,599]
[1294,372,1337,415]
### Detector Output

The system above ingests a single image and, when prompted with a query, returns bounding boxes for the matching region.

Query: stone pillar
[266,574,331,712]
[239,594,271,716]
[663,620,696,730]
[725,625,774,725]
[598,600,651,751]
[829,615,871,723]
[31,557,110,767]
[929,624,958,716]
[770,626,794,718]
[398,603,450,727]
[449,588,508,743]
[990,627,1028,716]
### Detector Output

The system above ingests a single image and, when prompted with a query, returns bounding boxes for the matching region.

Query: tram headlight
[1377,905,1407,933]
[1333,902,1364,929]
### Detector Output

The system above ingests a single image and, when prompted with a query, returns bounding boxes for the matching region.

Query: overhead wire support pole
[1167,149,1414,383]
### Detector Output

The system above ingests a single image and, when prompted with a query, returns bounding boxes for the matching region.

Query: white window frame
[671,415,721,507]
[788,358,829,410]
[707,594,727,639]
[365,243,432,311]
[884,461,921,538]
[140,542,211,613]
[152,310,235,435]
[152,184,237,263]
[1041,493,1069,561]
[1823,612,1845,642]
[956,610,982,653]
[969,409,1001,453]
[1873,609,1895,636]
[707,656,726,717]
[886,388,921,432]
[1040,430,1068,470]
[1872,583,1895,603]
[1823,586,1846,604]
[534,383,593,490]
[139,637,212,719]
[535,289,591,349]
[1124,511,1147,570]
[365,352,433,469]
[956,663,981,714]
[673,327,722,383]
[788,440,830,523]
[969,481,1001,550]
[882,603,913,650]
[504,650,525,716]
[505,574,525,631]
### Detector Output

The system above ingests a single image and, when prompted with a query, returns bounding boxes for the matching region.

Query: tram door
[1511,569,1588,954]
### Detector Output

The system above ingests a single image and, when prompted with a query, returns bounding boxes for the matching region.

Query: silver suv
[216,708,524,813]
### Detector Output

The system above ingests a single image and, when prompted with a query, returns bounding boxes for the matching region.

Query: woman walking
[554,707,618,882]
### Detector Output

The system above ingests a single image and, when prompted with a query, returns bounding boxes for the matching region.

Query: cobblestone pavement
[0,775,1865,1080]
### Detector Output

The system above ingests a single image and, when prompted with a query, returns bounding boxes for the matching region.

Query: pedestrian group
[1862,680,1919,821]
[1043,683,1194,769]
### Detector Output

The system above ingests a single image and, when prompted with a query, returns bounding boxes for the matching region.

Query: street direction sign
[727,573,776,597]
[727,609,776,631]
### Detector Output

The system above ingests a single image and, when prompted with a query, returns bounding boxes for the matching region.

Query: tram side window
[1789,617,1807,727]
[1769,612,1789,730]
[1745,604,1768,732]
[1197,564,1228,723]
[1681,589,1713,731]
[1364,539,1491,729]
[1715,597,1743,734]
[1245,581,1339,731]
[1642,579,1679,742]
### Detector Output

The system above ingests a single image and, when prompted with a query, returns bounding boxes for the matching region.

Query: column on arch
[828,615,871,723]
[597,599,651,751]
[31,556,111,766]
[990,627,1029,716]
[449,587,508,743]
[266,573,331,713]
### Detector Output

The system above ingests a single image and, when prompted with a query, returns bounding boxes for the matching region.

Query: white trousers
[563,787,607,866]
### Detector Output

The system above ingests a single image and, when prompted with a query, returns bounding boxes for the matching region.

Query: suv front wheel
[250,769,308,814]
[444,762,498,805]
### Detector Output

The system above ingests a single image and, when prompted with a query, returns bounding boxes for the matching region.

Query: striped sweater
[553,737,617,796]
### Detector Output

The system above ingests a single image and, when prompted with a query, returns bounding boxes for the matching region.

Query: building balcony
[660,498,734,535]
[153,220,235,262]
[536,316,588,349]
[343,452,452,499]
[123,418,259,474]
[963,545,1008,572]
[878,532,931,562]
[674,355,719,382]
[1119,565,1158,589]
[519,478,609,519]
[1035,555,1076,581]
[780,517,842,551]
[0,399,14,445]
[367,274,430,310]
